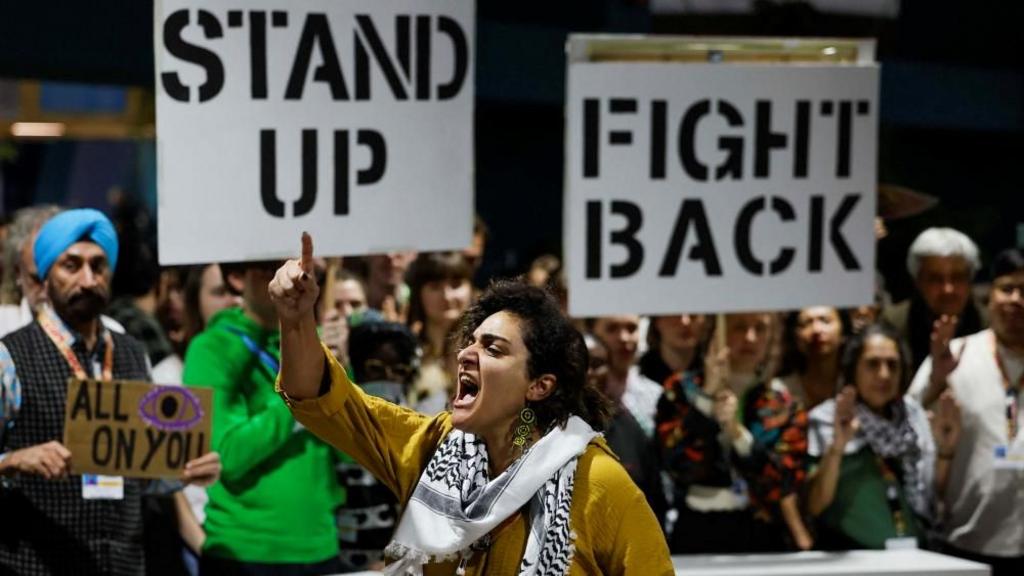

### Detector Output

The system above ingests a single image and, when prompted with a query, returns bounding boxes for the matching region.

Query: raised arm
[268,233,450,502]
[270,232,326,400]
[919,315,965,408]
[807,387,858,517]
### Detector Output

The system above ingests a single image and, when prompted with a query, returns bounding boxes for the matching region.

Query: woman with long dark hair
[780,306,849,411]
[405,252,474,413]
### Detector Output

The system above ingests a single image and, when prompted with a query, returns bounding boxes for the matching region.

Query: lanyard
[875,456,907,537]
[222,327,279,376]
[992,333,1023,442]
[38,312,113,381]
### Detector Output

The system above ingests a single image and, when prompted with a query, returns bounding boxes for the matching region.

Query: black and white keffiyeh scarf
[383,416,598,576]
[855,400,929,519]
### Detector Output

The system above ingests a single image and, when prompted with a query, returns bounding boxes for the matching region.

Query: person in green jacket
[183,261,343,575]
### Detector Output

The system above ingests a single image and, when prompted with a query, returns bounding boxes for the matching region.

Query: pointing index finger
[300,232,314,275]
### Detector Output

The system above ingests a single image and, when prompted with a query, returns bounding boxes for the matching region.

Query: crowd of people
[0,202,1022,576]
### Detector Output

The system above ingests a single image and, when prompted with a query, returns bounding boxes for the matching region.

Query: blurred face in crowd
[854,334,902,413]
[585,337,613,401]
[795,307,843,359]
[46,242,111,328]
[225,262,279,325]
[915,256,972,317]
[463,229,486,274]
[362,343,416,387]
[591,315,640,376]
[849,305,878,335]
[989,270,1024,350]
[654,314,707,353]
[421,277,472,328]
[19,230,47,310]
[726,313,774,374]
[333,278,368,319]
[453,311,540,438]
[368,251,416,290]
[157,269,186,329]
[198,264,237,325]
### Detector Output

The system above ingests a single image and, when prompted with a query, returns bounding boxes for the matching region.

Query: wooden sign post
[63,379,213,479]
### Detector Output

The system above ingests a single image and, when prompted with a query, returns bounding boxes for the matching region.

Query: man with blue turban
[0,208,221,575]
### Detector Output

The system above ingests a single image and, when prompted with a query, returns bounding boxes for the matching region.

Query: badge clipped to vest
[992,444,1024,471]
[81,474,125,500]
[993,338,1024,471]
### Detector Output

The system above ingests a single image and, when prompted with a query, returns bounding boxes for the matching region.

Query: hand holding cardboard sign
[269,232,321,325]
[0,440,71,479]
[182,451,221,487]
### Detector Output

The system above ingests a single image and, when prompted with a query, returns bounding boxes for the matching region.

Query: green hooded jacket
[184,307,343,563]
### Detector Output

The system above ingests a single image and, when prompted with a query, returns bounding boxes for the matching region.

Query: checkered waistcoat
[0,321,150,576]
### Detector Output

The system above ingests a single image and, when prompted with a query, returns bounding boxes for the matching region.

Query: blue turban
[33,208,119,279]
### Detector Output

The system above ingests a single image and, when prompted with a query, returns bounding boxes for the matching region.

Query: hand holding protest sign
[0,441,72,480]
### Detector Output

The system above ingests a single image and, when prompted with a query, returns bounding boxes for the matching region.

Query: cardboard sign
[565,36,879,316]
[63,379,213,479]
[154,0,475,264]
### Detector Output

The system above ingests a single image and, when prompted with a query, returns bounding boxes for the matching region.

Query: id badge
[730,476,749,508]
[82,474,125,500]
[993,444,1024,471]
[885,537,918,550]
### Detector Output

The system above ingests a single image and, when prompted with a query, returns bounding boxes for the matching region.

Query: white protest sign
[565,42,879,316]
[155,0,474,264]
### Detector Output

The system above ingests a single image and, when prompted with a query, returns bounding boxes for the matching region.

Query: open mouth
[453,373,480,408]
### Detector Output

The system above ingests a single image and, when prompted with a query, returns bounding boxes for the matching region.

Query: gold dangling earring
[513,406,536,449]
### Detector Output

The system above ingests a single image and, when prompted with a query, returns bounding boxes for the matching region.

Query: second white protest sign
[565,37,879,316]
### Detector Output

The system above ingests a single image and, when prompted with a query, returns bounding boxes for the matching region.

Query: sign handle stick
[320,258,341,320]
[707,313,728,396]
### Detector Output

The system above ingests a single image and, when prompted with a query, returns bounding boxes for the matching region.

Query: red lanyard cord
[991,333,1023,442]
[38,312,114,381]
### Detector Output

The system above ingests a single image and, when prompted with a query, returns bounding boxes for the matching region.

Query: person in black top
[640,314,709,387]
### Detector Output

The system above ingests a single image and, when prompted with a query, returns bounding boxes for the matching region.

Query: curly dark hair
[454,280,611,432]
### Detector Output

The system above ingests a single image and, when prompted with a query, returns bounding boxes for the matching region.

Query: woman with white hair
[881,227,986,370]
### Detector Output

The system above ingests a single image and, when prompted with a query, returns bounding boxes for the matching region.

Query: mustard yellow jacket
[285,346,674,575]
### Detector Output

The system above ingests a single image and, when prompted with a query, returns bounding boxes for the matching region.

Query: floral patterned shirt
[656,370,808,520]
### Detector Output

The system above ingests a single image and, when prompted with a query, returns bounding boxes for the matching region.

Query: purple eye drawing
[139,386,203,431]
